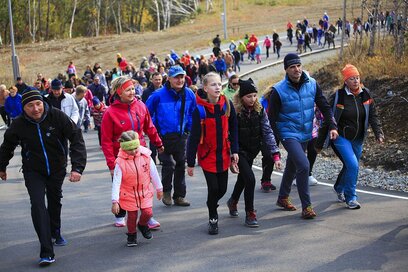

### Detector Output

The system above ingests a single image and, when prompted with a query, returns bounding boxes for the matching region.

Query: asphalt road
[0,129,407,272]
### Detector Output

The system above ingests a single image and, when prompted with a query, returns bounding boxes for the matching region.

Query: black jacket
[0,102,87,176]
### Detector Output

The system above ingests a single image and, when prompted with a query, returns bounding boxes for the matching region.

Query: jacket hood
[196,90,227,114]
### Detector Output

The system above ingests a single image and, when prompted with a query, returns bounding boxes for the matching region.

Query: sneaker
[276,197,297,211]
[261,181,272,192]
[208,218,218,235]
[127,233,138,247]
[114,217,126,227]
[302,205,317,219]
[52,229,67,246]
[137,223,153,240]
[346,200,361,209]
[227,198,239,217]
[162,192,172,206]
[270,183,277,190]
[174,197,190,206]
[147,217,161,230]
[333,188,346,203]
[308,175,318,186]
[245,210,259,228]
[38,257,55,267]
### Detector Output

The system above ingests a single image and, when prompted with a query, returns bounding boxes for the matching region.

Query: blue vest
[274,73,316,142]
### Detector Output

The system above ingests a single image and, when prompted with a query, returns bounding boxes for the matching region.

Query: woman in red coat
[101,76,163,228]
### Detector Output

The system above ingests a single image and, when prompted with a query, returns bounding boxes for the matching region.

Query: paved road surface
[0,129,407,271]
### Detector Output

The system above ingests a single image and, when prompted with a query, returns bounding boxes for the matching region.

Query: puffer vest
[237,109,262,159]
[115,146,153,211]
[274,73,316,142]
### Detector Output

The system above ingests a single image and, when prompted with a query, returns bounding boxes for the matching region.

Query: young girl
[186,72,239,235]
[111,131,163,246]
[227,79,282,227]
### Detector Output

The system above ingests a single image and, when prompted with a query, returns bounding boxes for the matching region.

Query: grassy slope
[0,0,347,84]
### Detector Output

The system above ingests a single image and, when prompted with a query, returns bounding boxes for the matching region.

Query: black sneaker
[137,223,153,240]
[245,210,259,228]
[127,233,137,247]
[38,257,55,267]
[208,218,218,235]
[227,198,239,217]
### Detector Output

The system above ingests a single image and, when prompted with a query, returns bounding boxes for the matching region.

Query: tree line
[0,0,201,44]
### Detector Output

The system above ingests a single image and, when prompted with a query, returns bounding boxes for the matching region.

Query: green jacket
[223,86,238,101]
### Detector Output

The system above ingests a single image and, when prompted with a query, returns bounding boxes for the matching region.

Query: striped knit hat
[22,88,43,107]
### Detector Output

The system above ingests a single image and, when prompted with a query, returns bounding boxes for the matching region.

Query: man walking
[146,66,196,207]
[0,89,87,266]
[268,53,338,219]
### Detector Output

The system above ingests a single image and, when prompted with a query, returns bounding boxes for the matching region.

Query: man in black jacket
[0,90,87,267]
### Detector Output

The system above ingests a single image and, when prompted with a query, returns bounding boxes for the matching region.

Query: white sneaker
[114,217,126,227]
[147,217,161,230]
[308,176,318,186]
[0,125,6,130]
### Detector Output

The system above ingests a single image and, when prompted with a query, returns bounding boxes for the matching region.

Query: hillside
[1,0,348,84]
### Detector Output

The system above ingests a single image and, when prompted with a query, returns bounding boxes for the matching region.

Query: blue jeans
[279,139,310,209]
[332,136,363,203]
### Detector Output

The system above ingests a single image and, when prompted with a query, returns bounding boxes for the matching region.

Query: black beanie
[65,80,74,89]
[239,78,257,98]
[22,88,43,108]
[283,53,301,70]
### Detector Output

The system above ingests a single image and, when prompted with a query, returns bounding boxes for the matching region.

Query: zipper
[352,95,359,140]
[127,105,135,131]
[36,124,50,176]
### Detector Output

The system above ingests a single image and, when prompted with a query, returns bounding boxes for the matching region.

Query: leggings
[127,208,153,234]
[307,138,318,176]
[231,155,256,212]
[203,170,228,219]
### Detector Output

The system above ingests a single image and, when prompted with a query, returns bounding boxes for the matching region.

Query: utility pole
[222,0,228,40]
[340,0,346,61]
[8,0,20,81]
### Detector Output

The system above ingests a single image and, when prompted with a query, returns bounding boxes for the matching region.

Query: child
[226,78,282,227]
[90,97,106,146]
[5,86,22,122]
[186,72,239,235]
[111,130,163,246]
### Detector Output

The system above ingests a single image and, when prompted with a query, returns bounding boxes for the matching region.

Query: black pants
[231,155,256,212]
[96,126,102,146]
[307,138,318,176]
[260,139,279,183]
[23,170,66,258]
[203,170,228,219]
[0,106,10,126]
[159,135,187,199]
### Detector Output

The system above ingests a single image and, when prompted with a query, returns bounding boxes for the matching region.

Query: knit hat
[92,96,100,106]
[341,64,360,82]
[283,53,301,70]
[168,65,186,77]
[22,88,43,108]
[239,78,257,98]
[51,78,63,90]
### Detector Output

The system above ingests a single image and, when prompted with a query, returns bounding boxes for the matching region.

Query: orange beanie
[342,64,360,82]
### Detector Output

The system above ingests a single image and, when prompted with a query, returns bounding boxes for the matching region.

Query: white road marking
[252,165,408,200]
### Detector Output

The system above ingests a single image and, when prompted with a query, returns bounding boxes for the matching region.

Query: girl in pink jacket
[111,130,163,247]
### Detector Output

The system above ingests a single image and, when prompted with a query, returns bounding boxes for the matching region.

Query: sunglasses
[231,82,239,86]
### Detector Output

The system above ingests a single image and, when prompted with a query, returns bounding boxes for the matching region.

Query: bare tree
[153,0,161,31]
[368,0,380,56]
[45,0,50,40]
[69,0,77,39]
[28,0,37,42]
[38,0,42,39]
[118,0,122,34]
[95,0,102,37]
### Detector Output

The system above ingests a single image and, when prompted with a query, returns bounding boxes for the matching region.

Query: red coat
[101,98,162,170]
[196,95,231,173]
[116,147,153,211]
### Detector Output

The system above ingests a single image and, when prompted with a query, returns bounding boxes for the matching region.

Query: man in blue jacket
[268,53,338,219]
[146,65,196,207]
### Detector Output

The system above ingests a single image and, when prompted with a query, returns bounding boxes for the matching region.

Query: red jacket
[196,95,231,173]
[101,98,162,170]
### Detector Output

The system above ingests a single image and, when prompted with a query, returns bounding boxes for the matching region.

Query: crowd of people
[0,11,386,268]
